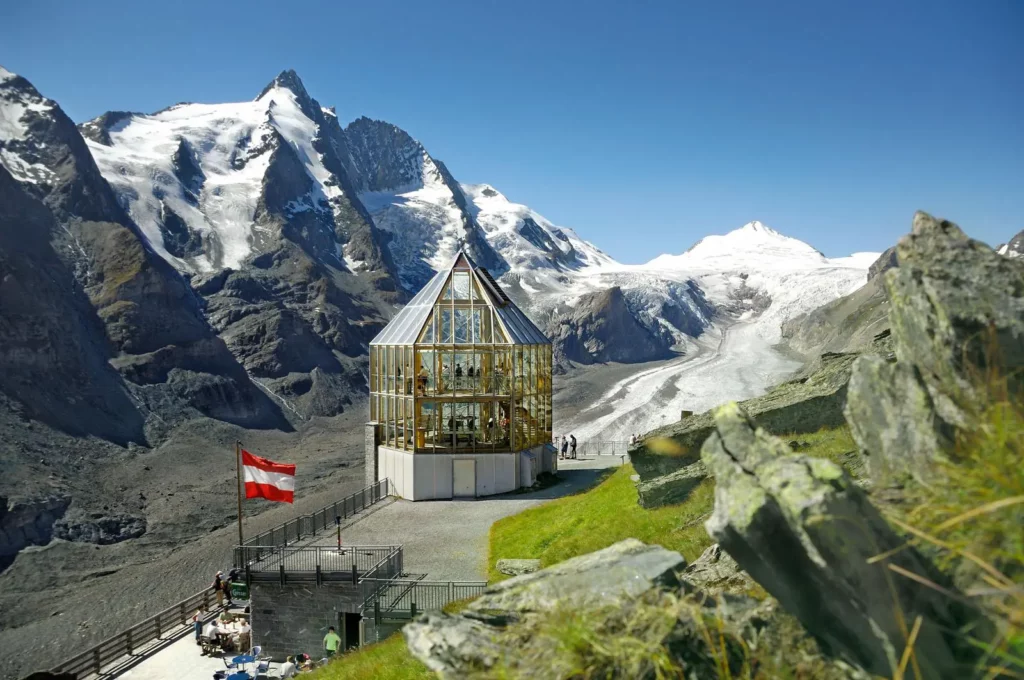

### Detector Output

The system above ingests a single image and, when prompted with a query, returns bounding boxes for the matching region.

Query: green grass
[897,378,1024,677]
[304,633,433,680]
[488,463,717,583]
[305,425,861,679]
[303,597,473,679]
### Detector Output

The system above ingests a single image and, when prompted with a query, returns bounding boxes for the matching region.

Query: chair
[200,635,220,657]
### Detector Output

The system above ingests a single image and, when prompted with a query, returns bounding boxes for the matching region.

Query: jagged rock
[495,559,541,576]
[636,460,707,509]
[701,402,984,679]
[997,228,1024,258]
[845,355,952,483]
[681,544,752,595]
[475,539,686,613]
[885,212,1024,410]
[548,286,676,365]
[404,540,764,679]
[53,513,146,545]
[845,212,1024,485]
[632,351,859,487]
[868,245,899,280]
[0,494,71,570]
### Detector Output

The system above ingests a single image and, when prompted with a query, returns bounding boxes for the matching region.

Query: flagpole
[235,440,244,546]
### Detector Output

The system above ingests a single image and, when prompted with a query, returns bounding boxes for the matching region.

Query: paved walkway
[307,455,623,581]
[103,455,623,678]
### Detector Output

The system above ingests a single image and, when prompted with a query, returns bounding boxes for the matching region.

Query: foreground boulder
[701,402,984,679]
[405,539,755,679]
[633,351,860,506]
[845,212,1024,485]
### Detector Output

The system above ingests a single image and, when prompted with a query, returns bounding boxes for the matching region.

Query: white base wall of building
[377,446,553,500]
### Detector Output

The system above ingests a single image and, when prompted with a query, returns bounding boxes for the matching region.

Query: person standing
[560,436,568,459]
[213,571,225,607]
[193,610,204,644]
[570,434,577,459]
[324,626,342,657]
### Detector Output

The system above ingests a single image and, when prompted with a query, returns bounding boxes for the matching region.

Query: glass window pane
[420,313,435,342]
[441,308,453,343]
[455,309,470,344]
[453,272,471,300]
[492,317,507,344]
[442,276,453,300]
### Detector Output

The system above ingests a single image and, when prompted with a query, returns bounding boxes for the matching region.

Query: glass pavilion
[368,251,553,457]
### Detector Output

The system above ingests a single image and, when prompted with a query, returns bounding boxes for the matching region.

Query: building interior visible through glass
[369,261,553,453]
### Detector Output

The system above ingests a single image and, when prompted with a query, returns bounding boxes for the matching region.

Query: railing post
[179,602,186,625]
[411,602,417,619]
[316,565,322,586]
[352,563,358,584]
[94,647,101,675]
[155,612,161,639]
[126,628,134,655]
[449,581,453,603]
[374,600,380,625]
[280,564,286,586]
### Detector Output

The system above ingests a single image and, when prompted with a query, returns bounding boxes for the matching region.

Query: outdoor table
[232,654,255,665]
[226,673,251,680]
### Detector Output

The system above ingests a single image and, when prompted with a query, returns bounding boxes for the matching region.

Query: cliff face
[547,286,677,366]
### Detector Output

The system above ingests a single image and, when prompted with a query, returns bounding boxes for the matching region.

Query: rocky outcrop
[405,539,747,679]
[548,287,676,366]
[701,402,984,679]
[0,166,146,445]
[996,229,1024,258]
[0,494,71,570]
[635,460,707,509]
[632,351,859,487]
[407,539,856,679]
[495,559,541,576]
[53,513,146,545]
[0,70,287,436]
[781,246,896,358]
[868,245,899,280]
[845,212,1024,485]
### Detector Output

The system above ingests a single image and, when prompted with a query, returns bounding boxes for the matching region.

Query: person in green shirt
[324,626,342,656]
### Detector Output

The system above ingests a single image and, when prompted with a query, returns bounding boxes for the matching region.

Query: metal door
[453,459,475,498]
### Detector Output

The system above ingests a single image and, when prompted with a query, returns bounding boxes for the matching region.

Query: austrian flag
[242,450,296,503]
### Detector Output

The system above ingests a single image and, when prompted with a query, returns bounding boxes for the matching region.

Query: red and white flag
[242,450,296,503]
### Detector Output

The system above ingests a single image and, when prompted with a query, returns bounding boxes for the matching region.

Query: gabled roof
[370,250,549,346]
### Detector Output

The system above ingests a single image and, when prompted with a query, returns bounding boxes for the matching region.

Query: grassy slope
[307,426,860,679]
[488,465,715,583]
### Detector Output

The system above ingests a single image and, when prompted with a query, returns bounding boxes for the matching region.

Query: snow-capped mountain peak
[0,66,60,186]
[644,220,827,271]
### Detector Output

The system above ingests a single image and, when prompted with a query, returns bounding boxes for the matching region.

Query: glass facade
[369,260,553,453]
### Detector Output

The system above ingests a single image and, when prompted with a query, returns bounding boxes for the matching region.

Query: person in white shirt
[279,656,297,678]
[203,619,220,639]
[237,620,252,651]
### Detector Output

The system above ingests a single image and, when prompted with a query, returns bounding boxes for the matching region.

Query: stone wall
[250,582,365,660]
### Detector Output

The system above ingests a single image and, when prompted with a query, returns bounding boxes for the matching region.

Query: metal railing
[361,578,488,621]
[237,478,391,566]
[553,440,630,457]
[236,544,403,585]
[44,588,220,679]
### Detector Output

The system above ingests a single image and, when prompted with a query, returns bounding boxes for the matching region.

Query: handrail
[239,478,392,558]
[37,478,396,679]
[42,587,220,679]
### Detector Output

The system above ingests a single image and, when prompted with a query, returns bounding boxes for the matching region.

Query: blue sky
[3,0,1021,262]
